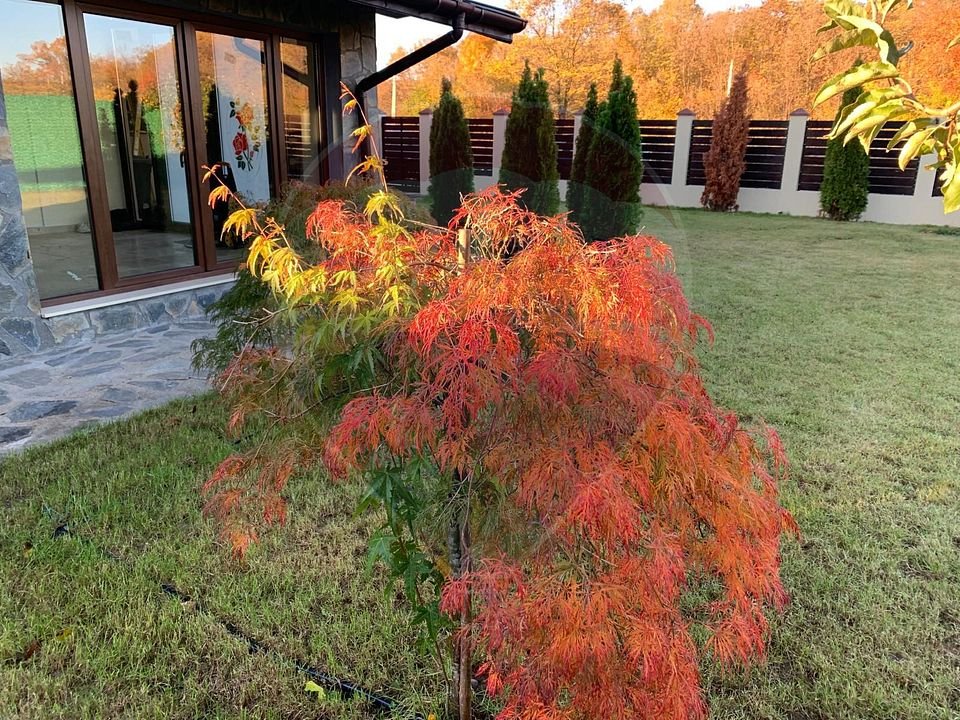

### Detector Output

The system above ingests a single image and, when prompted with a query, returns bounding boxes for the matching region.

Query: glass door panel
[195,30,272,266]
[0,0,100,300]
[82,13,196,279]
[280,38,321,183]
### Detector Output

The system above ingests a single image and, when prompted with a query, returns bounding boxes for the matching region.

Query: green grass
[2,208,959,719]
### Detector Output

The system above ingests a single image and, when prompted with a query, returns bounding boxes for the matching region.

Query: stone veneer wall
[0,0,376,357]
[44,282,233,347]
[338,12,380,174]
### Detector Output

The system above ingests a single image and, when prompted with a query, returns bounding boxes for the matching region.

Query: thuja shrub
[820,85,870,221]
[499,63,560,216]
[702,67,750,212]
[204,175,798,718]
[429,78,475,226]
[579,59,644,240]
[565,82,599,228]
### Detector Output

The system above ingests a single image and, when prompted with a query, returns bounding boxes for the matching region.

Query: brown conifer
[702,67,751,212]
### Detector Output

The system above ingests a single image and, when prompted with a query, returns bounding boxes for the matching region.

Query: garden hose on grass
[159,582,408,716]
[34,508,417,718]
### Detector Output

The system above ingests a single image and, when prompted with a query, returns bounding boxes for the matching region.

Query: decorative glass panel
[196,30,271,266]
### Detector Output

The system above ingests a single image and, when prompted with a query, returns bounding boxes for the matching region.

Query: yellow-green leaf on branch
[813,29,876,62]
[886,118,936,149]
[814,61,900,107]
[898,125,940,170]
[828,14,902,64]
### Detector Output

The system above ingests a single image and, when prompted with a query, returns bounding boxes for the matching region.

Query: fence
[383,109,955,227]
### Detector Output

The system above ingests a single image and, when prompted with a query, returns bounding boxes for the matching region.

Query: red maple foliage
[320,188,798,719]
[206,186,797,719]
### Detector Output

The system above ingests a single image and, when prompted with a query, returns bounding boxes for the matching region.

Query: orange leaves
[706,600,770,668]
[205,186,796,718]
[318,189,795,718]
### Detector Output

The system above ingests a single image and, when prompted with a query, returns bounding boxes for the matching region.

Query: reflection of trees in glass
[1,38,72,94]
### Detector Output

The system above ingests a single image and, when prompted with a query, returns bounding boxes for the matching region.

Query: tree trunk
[446,468,472,720]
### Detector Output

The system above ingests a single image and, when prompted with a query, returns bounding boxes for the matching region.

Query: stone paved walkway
[0,320,214,454]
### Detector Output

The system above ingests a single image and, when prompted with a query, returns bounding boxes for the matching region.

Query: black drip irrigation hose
[159,583,413,717]
[36,506,422,719]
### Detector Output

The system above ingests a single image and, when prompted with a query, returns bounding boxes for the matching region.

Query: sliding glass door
[82,11,198,278]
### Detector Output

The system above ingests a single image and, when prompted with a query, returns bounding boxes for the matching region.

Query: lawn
[2,208,958,719]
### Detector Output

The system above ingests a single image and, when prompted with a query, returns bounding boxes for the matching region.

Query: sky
[0,0,64,67]
[0,0,762,71]
[376,0,764,68]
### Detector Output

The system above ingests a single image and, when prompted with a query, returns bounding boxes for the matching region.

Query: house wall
[0,0,377,357]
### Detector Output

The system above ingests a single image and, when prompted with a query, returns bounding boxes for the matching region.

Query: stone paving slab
[0,320,215,454]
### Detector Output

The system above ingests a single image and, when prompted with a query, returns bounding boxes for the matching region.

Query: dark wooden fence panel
[556,118,575,180]
[687,120,788,189]
[742,120,788,189]
[638,119,676,184]
[685,120,713,186]
[799,120,919,195]
[382,116,420,192]
[868,122,920,195]
[468,118,494,176]
[797,120,834,191]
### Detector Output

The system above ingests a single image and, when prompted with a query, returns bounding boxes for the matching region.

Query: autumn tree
[429,78,474,226]
[820,84,870,221]
[702,67,750,212]
[203,88,796,720]
[511,0,630,116]
[578,59,644,240]
[499,63,560,216]
[565,82,598,228]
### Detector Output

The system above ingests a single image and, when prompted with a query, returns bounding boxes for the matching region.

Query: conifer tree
[820,84,870,221]
[428,78,474,226]
[566,83,599,228]
[579,59,644,241]
[499,63,560,216]
[701,66,750,212]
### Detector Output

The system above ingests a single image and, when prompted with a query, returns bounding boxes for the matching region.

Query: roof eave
[348,0,526,43]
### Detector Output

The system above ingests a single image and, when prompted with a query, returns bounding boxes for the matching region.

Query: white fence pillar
[781,109,809,192]
[672,109,695,189]
[914,152,939,199]
[492,108,508,181]
[419,108,432,195]
[572,109,583,154]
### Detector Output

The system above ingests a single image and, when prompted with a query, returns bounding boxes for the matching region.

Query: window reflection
[0,0,99,299]
[83,13,196,279]
[280,38,321,182]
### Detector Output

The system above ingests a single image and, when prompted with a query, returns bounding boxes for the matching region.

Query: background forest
[377,0,960,119]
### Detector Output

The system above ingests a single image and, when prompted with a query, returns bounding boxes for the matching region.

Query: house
[0,0,524,356]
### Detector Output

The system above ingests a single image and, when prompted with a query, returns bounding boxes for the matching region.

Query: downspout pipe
[355,11,465,106]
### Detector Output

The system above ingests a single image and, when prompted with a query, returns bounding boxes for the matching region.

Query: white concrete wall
[410,107,960,228]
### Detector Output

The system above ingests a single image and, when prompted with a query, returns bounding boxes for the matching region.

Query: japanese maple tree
[203,89,797,720]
